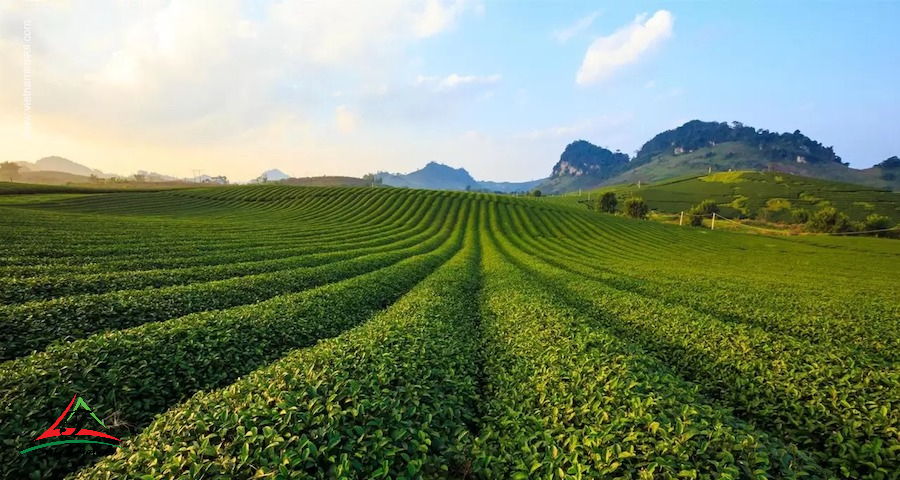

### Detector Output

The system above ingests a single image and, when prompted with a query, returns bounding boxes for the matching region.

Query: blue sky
[1,0,897,181]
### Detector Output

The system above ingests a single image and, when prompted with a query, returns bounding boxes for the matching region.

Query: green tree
[860,214,896,237]
[623,197,649,219]
[790,208,809,224]
[362,173,382,186]
[688,199,719,226]
[0,162,21,181]
[596,192,618,213]
[530,189,542,197]
[806,207,852,233]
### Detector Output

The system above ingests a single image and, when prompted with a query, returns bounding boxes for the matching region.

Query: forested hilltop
[541,120,899,193]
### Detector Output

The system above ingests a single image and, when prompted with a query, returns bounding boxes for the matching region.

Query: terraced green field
[580,171,900,223]
[0,185,897,479]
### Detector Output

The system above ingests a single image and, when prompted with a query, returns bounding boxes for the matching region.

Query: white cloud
[415,0,475,37]
[415,73,502,90]
[654,86,685,100]
[439,73,501,89]
[0,0,489,180]
[0,0,484,149]
[552,11,600,43]
[269,0,481,64]
[521,114,635,141]
[334,105,359,133]
[358,73,500,124]
[461,130,490,142]
[576,10,674,85]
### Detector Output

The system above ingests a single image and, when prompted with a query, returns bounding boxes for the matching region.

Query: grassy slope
[542,141,898,194]
[277,176,372,187]
[580,170,900,223]
[1,185,898,478]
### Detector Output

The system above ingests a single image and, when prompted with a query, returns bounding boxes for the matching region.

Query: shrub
[860,214,896,238]
[806,207,852,233]
[688,199,719,227]
[623,197,650,219]
[596,192,618,213]
[791,208,810,224]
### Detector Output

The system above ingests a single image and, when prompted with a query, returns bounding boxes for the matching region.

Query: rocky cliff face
[550,140,630,179]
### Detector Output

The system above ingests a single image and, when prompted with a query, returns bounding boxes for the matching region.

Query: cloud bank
[576,10,674,85]
[552,11,600,43]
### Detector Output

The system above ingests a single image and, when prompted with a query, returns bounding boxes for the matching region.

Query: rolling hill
[0,185,896,478]
[375,161,544,193]
[584,170,900,223]
[540,120,899,193]
[277,176,372,187]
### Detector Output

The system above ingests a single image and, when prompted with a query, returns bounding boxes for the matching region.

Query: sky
[1,1,898,182]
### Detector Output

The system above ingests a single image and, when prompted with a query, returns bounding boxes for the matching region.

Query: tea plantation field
[583,171,900,223]
[0,185,897,479]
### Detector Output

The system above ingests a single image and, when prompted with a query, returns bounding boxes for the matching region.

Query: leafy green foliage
[551,140,630,180]
[791,208,810,224]
[636,120,843,165]
[0,184,896,479]
[875,156,900,169]
[0,194,469,479]
[688,199,719,226]
[76,222,482,479]
[860,214,897,238]
[470,211,827,478]
[596,191,617,213]
[583,171,900,224]
[623,196,650,219]
[806,206,852,233]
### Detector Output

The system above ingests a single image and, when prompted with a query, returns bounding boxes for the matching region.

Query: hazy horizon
[2,1,898,182]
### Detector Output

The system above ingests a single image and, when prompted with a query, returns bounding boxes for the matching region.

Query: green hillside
[603,141,898,190]
[277,175,373,187]
[0,181,200,196]
[541,121,900,193]
[0,186,897,479]
[586,170,900,223]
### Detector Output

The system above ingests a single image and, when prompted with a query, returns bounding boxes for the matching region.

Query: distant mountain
[278,176,372,187]
[634,120,844,166]
[375,162,544,193]
[16,156,115,178]
[253,169,290,183]
[540,141,631,192]
[540,120,899,193]
[551,141,630,178]
[135,170,182,182]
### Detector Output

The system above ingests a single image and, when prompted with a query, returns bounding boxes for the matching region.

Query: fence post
[679,211,684,226]
[711,213,716,230]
